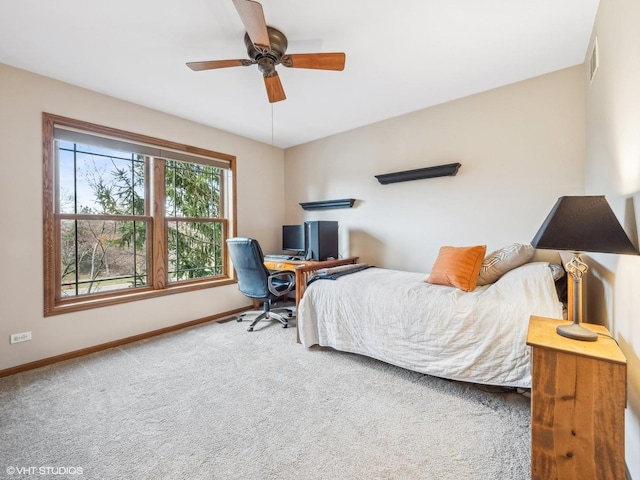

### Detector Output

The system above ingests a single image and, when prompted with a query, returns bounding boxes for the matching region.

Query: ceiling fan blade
[232,0,270,50]
[281,53,346,71]
[264,72,286,103]
[186,59,252,71]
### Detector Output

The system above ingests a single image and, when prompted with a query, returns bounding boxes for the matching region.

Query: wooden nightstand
[526,315,627,480]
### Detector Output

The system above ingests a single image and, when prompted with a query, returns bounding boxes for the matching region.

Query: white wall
[284,66,586,273]
[0,63,285,371]
[584,0,640,478]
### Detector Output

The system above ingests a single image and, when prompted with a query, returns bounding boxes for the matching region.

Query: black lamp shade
[531,196,638,255]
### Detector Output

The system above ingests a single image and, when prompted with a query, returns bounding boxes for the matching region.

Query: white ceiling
[0,0,599,148]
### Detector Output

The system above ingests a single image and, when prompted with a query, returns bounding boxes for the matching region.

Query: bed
[297,255,565,388]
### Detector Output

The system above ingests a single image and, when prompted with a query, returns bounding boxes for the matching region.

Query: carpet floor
[0,316,531,480]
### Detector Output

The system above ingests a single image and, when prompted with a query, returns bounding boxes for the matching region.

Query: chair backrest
[226,237,272,300]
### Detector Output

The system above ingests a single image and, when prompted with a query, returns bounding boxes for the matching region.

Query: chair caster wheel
[237,317,243,322]
[282,324,288,329]
[247,326,254,332]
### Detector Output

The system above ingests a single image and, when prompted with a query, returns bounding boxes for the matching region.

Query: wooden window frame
[43,113,237,316]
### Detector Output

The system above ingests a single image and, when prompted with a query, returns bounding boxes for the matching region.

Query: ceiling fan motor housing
[244,26,288,68]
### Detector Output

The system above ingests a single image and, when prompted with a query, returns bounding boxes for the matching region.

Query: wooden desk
[264,256,359,306]
[263,258,307,273]
[526,315,627,480]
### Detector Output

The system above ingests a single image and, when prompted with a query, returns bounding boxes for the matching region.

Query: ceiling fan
[186,0,346,103]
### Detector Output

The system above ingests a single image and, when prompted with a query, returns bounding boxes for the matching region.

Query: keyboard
[265,254,304,261]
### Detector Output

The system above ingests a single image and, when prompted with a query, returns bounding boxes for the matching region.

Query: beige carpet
[0,316,531,479]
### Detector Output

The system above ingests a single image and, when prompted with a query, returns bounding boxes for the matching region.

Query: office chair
[226,237,295,332]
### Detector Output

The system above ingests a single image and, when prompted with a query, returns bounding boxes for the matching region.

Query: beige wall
[285,66,586,273]
[584,0,640,478]
[0,63,285,371]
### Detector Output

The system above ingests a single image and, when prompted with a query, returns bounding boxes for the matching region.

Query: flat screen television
[282,224,305,254]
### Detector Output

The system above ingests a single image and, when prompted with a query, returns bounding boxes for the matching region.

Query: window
[43,113,236,315]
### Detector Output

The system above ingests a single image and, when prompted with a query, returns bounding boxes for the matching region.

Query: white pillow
[476,243,535,286]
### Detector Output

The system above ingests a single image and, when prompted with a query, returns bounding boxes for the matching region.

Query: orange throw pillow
[426,245,487,292]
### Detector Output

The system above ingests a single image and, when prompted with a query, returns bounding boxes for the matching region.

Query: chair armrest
[267,270,296,297]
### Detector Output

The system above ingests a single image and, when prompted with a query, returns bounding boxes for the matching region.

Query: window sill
[46,277,237,317]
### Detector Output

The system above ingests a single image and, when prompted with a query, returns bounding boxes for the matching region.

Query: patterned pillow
[476,243,535,286]
[426,245,487,292]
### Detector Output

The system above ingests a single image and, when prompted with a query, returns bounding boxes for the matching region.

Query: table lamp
[531,195,638,341]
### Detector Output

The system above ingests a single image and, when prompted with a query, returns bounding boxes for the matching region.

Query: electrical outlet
[10,331,32,344]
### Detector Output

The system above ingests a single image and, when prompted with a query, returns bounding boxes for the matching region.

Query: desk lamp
[531,196,638,341]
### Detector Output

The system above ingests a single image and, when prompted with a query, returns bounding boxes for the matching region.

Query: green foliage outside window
[165,159,224,281]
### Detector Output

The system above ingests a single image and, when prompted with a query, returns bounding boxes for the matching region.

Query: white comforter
[298,262,563,388]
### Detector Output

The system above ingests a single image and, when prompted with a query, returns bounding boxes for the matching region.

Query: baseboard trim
[0,305,250,378]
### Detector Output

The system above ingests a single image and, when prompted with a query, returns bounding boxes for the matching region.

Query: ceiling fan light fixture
[257,57,276,75]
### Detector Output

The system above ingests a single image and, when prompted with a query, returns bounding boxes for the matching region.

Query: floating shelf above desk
[299,198,355,210]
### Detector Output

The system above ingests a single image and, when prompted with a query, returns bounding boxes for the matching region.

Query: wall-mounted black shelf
[300,198,356,211]
[375,162,461,185]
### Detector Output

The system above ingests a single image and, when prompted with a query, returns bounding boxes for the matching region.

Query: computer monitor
[282,224,305,254]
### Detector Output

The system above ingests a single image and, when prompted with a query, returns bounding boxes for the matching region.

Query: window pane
[57,144,77,214]
[167,220,223,282]
[165,159,221,218]
[60,219,148,297]
[57,141,145,215]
